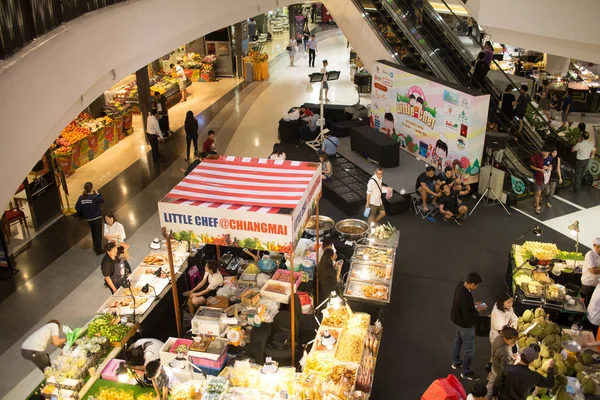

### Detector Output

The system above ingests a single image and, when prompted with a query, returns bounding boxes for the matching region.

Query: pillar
[135,66,151,140]
[233,22,244,79]
[546,54,570,76]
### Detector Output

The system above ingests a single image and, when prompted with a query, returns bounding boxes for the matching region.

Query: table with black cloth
[350,125,399,168]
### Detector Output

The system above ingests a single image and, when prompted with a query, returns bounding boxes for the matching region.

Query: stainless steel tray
[344,280,391,304]
[348,261,392,284]
[352,245,395,266]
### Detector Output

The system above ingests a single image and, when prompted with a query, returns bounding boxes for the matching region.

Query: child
[467,382,487,400]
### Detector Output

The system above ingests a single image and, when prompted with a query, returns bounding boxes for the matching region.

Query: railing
[435,0,558,142]
[0,0,129,60]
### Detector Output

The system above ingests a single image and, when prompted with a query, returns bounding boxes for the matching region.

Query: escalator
[358,0,567,197]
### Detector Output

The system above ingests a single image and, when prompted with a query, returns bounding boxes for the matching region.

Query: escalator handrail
[433,0,558,138]
[377,0,460,85]
[349,0,409,70]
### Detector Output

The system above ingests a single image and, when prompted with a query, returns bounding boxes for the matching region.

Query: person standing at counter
[104,212,129,251]
[489,293,517,345]
[101,243,127,294]
[451,272,487,381]
[492,346,554,400]
[145,360,178,400]
[317,248,343,305]
[76,182,104,255]
[581,238,600,304]
[21,320,66,371]
[184,260,223,313]
[487,326,519,398]
[126,338,165,371]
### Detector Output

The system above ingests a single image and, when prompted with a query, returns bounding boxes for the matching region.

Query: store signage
[369,61,490,184]
[159,201,293,252]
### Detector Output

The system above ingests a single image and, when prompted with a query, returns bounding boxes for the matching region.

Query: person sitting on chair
[436,166,458,188]
[439,183,469,222]
[299,113,320,141]
[415,166,440,211]
[183,260,223,313]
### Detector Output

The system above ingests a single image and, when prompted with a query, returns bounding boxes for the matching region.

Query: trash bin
[245,62,254,83]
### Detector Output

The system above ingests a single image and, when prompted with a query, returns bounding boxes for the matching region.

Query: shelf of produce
[78,346,122,399]
[81,374,155,400]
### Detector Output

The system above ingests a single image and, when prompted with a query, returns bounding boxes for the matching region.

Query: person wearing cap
[492,346,554,400]
[581,238,600,306]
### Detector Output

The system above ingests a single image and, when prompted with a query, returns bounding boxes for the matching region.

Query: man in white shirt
[571,124,596,193]
[21,320,66,371]
[582,238,600,305]
[320,59,330,101]
[170,61,187,102]
[366,167,386,225]
[147,110,164,162]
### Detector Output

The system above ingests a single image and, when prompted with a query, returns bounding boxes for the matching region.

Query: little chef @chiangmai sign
[158,156,322,254]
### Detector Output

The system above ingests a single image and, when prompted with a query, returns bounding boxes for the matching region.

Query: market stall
[159,155,322,362]
[507,241,586,325]
[183,53,218,82]
[52,111,134,176]
[243,51,269,81]
[31,240,193,399]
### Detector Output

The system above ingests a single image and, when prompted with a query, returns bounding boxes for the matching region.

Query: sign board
[369,61,490,183]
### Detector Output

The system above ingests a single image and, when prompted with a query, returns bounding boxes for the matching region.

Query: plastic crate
[190,347,228,371]
[169,338,193,354]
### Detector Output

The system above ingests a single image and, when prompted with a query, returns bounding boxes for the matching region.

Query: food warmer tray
[114,277,169,298]
[348,261,392,284]
[130,265,181,281]
[139,251,187,269]
[515,286,542,307]
[352,245,395,266]
[96,295,154,315]
[344,280,391,304]
[366,229,400,249]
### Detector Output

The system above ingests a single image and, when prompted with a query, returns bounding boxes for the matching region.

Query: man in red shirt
[203,130,217,154]
[530,146,551,215]
[299,106,313,119]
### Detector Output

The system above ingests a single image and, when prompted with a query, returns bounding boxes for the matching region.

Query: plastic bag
[363,207,371,218]
[421,374,466,400]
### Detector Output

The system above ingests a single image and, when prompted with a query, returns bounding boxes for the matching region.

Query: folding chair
[410,192,439,220]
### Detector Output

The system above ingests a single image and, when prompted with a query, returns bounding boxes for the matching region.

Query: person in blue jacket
[75,182,104,255]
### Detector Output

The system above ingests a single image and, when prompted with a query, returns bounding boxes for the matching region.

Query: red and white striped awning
[164,156,320,212]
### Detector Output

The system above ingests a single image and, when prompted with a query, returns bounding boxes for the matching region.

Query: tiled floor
[2,24,600,400]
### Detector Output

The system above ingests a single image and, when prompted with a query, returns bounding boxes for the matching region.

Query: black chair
[264,310,299,366]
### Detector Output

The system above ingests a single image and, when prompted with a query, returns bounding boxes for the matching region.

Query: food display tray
[367,229,400,249]
[352,245,395,266]
[130,265,181,281]
[348,261,392,284]
[97,295,155,315]
[311,326,342,355]
[344,280,391,304]
[114,277,169,298]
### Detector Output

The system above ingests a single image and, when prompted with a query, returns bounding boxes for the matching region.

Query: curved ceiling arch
[0,0,294,209]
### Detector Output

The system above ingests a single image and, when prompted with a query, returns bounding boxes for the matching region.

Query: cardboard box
[240,289,261,307]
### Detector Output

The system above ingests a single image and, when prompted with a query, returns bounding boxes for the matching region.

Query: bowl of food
[304,215,335,236]
[335,219,369,240]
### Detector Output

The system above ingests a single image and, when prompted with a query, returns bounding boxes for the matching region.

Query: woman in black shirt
[101,243,126,293]
[317,248,343,304]
[471,52,489,88]
[500,84,516,125]
[184,111,199,161]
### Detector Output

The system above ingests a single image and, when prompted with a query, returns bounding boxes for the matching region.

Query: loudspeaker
[484,131,509,150]
[354,74,369,86]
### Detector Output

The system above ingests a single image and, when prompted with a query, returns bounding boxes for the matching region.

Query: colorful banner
[369,62,490,184]
[158,202,294,254]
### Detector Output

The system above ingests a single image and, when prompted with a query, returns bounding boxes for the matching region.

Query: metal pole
[315,202,320,306]
[162,227,182,337]
[290,250,296,366]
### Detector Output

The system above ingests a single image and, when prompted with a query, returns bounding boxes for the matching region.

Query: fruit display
[87,314,131,342]
[94,387,135,400]
[515,307,597,399]
[522,241,559,261]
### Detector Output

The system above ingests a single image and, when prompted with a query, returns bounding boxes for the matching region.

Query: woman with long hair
[317,248,343,304]
[490,292,518,345]
[319,153,333,180]
[269,143,286,160]
[75,182,104,255]
[184,110,199,161]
